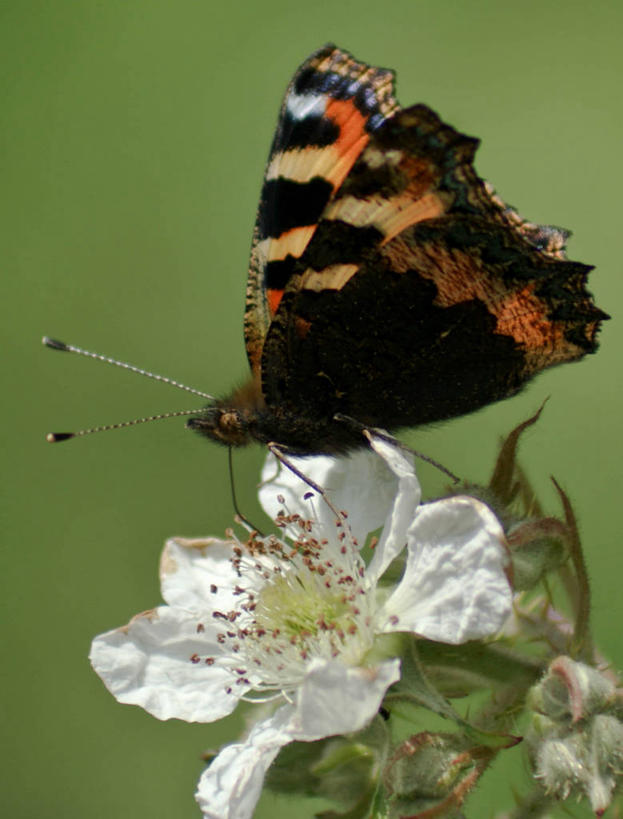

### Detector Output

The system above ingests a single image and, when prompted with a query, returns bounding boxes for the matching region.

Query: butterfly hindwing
[261,217,601,448]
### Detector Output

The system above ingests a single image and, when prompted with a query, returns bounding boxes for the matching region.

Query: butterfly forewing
[244,45,398,375]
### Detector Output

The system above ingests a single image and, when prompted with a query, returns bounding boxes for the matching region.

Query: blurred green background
[3,0,621,816]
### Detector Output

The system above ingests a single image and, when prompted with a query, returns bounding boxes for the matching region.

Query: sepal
[265,717,390,819]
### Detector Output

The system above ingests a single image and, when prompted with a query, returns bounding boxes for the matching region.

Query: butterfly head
[186,405,254,448]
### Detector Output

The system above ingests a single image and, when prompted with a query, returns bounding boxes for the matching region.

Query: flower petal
[89,606,247,721]
[259,444,402,547]
[194,657,401,818]
[195,706,295,819]
[160,537,242,611]
[365,436,421,583]
[379,496,511,643]
[293,657,401,739]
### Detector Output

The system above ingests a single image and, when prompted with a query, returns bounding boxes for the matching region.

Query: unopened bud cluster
[527,656,623,814]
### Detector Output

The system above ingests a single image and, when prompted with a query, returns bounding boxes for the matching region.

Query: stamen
[193,505,376,694]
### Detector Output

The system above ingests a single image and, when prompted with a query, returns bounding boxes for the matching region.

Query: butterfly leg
[267,442,350,530]
[333,414,460,483]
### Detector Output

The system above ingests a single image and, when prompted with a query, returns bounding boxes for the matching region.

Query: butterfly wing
[259,102,605,440]
[244,45,399,375]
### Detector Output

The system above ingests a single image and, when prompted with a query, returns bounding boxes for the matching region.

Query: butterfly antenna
[46,408,206,443]
[42,336,214,400]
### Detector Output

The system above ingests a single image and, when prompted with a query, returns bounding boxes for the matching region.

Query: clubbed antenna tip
[42,336,70,351]
[46,432,74,443]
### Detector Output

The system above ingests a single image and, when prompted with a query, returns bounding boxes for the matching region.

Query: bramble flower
[90,438,511,819]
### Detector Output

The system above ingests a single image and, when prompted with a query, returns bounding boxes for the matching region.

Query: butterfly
[188,44,607,455]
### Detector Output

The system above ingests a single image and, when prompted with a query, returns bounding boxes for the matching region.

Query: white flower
[90,438,511,819]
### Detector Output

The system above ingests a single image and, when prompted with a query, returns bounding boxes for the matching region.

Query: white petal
[89,606,247,721]
[195,706,294,819]
[195,659,401,818]
[292,657,401,739]
[259,444,401,547]
[160,537,242,611]
[379,496,511,643]
[365,435,421,583]
[259,451,335,517]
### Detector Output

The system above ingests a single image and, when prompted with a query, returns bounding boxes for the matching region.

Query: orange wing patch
[324,98,370,188]
[267,288,283,316]
[383,232,592,369]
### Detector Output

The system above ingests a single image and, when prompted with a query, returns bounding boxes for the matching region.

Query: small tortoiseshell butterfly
[188,45,607,455]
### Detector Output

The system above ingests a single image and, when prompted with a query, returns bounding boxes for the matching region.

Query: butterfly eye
[187,408,251,448]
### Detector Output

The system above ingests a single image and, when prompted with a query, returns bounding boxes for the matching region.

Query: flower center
[212,519,377,690]
[254,567,359,645]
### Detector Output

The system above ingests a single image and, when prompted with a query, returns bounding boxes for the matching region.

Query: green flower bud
[383,732,490,817]
[528,657,623,815]
[535,734,586,800]
[529,656,615,724]
[508,529,566,590]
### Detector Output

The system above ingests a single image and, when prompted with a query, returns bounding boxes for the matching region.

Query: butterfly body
[189,46,607,455]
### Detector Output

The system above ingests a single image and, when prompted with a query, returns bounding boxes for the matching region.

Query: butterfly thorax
[187,379,365,455]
